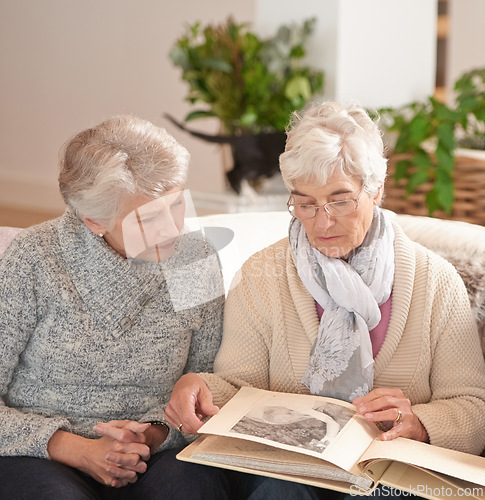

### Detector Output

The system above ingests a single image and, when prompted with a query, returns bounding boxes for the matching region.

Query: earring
[99,233,104,238]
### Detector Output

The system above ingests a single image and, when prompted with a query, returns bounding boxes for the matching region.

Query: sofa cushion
[384,212,485,353]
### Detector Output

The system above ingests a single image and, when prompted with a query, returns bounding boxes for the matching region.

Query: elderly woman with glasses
[166,102,485,499]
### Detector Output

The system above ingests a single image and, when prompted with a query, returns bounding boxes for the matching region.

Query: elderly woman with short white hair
[0,115,229,499]
[167,101,485,499]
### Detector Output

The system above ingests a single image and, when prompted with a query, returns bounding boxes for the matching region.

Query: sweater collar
[56,209,167,336]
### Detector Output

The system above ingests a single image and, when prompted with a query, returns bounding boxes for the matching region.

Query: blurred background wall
[1,0,484,216]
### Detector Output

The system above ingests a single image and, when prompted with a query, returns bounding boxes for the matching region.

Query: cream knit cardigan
[201,224,485,455]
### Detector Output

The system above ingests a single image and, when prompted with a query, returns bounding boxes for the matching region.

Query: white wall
[447,0,485,97]
[256,0,438,109]
[335,0,437,108]
[1,0,484,213]
[0,0,254,213]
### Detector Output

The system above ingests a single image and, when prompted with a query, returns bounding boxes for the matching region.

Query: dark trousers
[227,471,406,499]
[227,470,345,500]
[0,447,230,500]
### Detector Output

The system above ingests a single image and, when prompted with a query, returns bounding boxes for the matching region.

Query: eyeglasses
[287,185,366,219]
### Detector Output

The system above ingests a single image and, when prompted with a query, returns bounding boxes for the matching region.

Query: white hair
[58,115,190,229]
[279,101,387,195]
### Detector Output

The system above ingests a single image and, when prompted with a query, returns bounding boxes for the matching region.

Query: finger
[380,425,405,441]
[109,440,151,461]
[355,395,408,415]
[379,415,415,441]
[96,420,151,435]
[121,421,152,435]
[110,477,134,488]
[368,387,405,398]
[362,407,404,423]
[109,478,129,488]
[353,387,404,406]
[165,405,203,434]
[196,385,220,418]
[106,453,148,473]
[94,422,149,443]
[119,421,151,444]
[106,463,138,481]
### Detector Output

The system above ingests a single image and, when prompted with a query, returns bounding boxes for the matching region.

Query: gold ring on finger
[178,423,183,432]
[394,409,403,424]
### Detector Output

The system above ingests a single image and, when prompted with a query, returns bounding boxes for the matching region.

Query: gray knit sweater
[0,209,224,458]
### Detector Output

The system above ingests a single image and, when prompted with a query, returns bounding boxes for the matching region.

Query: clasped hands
[86,420,153,488]
[48,420,160,489]
[76,418,168,488]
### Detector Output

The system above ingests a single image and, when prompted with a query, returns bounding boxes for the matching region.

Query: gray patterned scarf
[289,207,395,402]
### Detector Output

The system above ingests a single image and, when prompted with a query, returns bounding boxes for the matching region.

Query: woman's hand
[353,388,429,443]
[94,418,168,454]
[165,373,219,434]
[48,421,152,488]
[85,423,150,487]
[93,420,155,479]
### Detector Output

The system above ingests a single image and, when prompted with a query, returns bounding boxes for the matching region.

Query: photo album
[177,387,485,499]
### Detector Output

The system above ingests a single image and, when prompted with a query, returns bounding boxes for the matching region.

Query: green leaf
[458,96,480,113]
[289,45,305,59]
[412,150,432,169]
[406,170,429,194]
[435,143,454,172]
[394,160,410,181]
[409,115,431,144]
[425,189,442,216]
[185,110,217,121]
[434,102,462,122]
[435,178,454,213]
[239,110,258,128]
[200,58,233,72]
[284,76,312,102]
[436,122,455,152]
[169,45,189,69]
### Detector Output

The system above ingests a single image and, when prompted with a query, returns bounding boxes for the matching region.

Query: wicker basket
[382,150,485,226]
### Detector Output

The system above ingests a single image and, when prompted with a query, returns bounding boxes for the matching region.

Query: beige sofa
[1,210,484,353]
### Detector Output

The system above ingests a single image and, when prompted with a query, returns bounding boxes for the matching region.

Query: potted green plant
[376,67,485,224]
[167,17,324,193]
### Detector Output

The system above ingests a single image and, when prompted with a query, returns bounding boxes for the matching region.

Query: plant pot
[225,131,287,194]
[383,149,485,226]
[164,114,286,194]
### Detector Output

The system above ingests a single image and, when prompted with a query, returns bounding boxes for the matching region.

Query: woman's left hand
[353,388,429,443]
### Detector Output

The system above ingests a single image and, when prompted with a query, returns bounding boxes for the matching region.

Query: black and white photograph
[230,397,355,454]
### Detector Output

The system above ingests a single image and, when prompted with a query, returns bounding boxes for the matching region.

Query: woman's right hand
[165,373,219,434]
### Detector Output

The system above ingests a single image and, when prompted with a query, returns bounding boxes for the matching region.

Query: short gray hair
[58,115,190,228]
[279,101,387,195]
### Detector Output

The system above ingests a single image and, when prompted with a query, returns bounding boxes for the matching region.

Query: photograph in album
[227,393,355,454]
